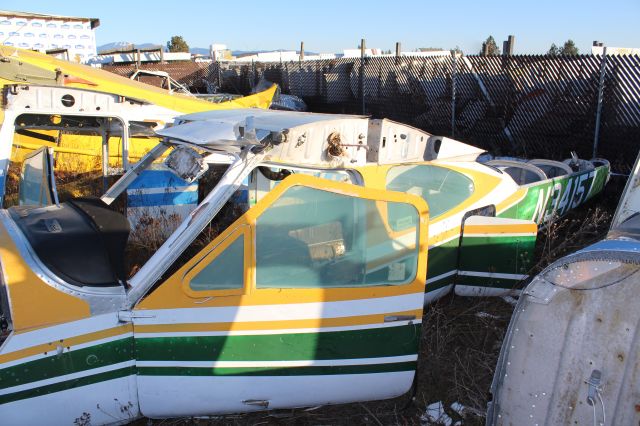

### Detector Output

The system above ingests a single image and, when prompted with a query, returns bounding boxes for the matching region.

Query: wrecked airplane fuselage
[0,101,430,424]
[0,86,610,424]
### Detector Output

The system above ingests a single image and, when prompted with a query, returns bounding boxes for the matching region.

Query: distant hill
[190,47,209,55]
[98,42,162,53]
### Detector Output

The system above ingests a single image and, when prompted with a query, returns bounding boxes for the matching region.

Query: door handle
[242,399,269,408]
[384,315,416,323]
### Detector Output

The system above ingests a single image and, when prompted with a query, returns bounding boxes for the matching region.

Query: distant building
[340,48,450,58]
[341,48,384,58]
[209,44,232,61]
[91,45,191,65]
[228,49,336,62]
[591,45,640,55]
[0,10,99,63]
[233,51,305,62]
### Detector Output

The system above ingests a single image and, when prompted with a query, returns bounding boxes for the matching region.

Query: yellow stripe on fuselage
[495,188,528,214]
[134,309,422,334]
[0,325,130,364]
[464,223,537,235]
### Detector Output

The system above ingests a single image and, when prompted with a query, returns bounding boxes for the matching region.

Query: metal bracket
[524,278,558,305]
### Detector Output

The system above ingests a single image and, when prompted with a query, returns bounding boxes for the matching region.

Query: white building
[0,10,99,63]
[341,48,450,58]
[591,46,640,56]
[230,50,337,62]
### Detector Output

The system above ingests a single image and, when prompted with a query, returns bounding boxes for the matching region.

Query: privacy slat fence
[211,55,640,169]
[104,54,640,170]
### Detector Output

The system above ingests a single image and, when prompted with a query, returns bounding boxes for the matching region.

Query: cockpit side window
[255,185,419,288]
[18,147,58,207]
[150,166,361,287]
[386,164,474,221]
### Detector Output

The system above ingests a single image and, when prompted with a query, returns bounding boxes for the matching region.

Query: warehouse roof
[0,9,100,29]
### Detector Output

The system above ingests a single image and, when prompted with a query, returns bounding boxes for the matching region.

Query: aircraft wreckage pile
[0,54,633,426]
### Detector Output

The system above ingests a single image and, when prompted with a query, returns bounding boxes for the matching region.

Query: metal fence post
[593,47,608,158]
[451,52,457,138]
[360,38,366,115]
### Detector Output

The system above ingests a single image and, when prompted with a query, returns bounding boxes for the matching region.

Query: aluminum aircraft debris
[253,78,307,112]
[0,46,276,116]
[487,150,640,426]
[0,46,276,169]
[129,69,194,96]
[0,95,610,423]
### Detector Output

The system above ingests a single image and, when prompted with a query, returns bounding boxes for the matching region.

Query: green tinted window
[386,165,474,224]
[256,186,418,288]
[190,236,244,291]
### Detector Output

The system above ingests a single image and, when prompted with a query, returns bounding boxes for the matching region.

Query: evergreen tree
[548,43,560,56]
[480,36,500,56]
[167,36,189,53]
[560,39,579,55]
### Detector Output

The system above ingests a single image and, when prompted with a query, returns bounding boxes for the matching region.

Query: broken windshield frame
[118,135,365,305]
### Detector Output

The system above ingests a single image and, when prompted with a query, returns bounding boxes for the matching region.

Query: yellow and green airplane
[0,92,609,423]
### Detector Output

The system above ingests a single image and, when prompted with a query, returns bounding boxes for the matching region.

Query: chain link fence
[104,62,215,93]
[102,54,640,170]
[210,54,639,169]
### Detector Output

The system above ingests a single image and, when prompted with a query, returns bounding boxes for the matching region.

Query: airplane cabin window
[386,165,474,221]
[189,236,244,291]
[255,185,418,288]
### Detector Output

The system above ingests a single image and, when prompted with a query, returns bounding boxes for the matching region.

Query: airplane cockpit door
[132,175,429,417]
[455,216,537,297]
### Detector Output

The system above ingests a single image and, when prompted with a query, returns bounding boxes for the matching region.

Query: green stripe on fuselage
[425,238,459,291]
[0,367,134,405]
[0,337,133,391]
[459,235,536,275]
[138,361,417,377]
[136,324,421,363]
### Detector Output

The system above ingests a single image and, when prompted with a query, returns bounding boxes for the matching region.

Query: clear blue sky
[4,0,640,54]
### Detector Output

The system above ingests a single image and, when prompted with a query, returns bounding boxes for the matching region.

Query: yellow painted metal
[11,132,159,172]
[464,222,538,235]
[0,326,130,364]
[0,46,276,115]
[0,223,91,332]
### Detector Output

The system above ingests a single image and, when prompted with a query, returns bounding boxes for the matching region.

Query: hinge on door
[384,315,416,322]
[117,311,156,322]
